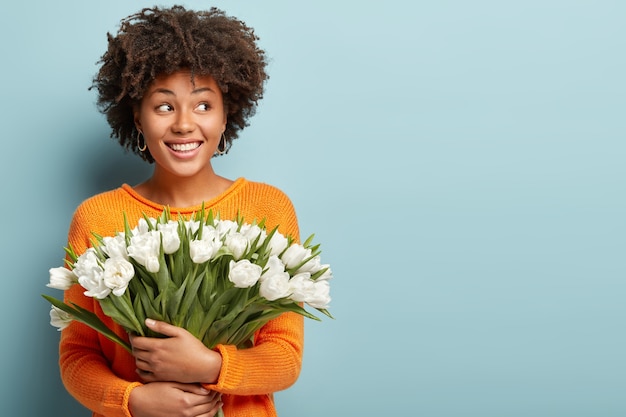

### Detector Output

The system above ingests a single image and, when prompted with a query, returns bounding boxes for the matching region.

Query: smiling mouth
[167,142,201,152]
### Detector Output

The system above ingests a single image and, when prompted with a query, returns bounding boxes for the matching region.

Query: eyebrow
[149,87,217,97]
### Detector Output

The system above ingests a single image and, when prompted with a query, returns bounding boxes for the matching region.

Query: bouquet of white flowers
[43,207,332,353]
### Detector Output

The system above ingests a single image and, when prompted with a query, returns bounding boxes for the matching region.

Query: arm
[128,383,222,417]
[129,188,305,395]
[60,205,223,417]
[59,207,141,417]
[130,319,223,384]
[129,312,304,395]
[209,311,304,395]
[60,285,141,417]
[208,186,305,394]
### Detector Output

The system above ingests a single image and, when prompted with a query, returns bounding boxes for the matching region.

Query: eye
[196,102,211,111]
[156,104,173,112]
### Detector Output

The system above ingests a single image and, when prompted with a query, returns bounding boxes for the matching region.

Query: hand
[130,319,222,384]
[129,382,222,417]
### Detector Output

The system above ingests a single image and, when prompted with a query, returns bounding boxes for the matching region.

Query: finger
[128,333,146,352]
[135,368,156,382]
[130,342,150,362]
[169,383,212,395]
[134,356,151,371]
[208,400,224,417]
[145,318,183,337]
[129,333,152,352]
[188,395,223,416]
[205,390,221,402]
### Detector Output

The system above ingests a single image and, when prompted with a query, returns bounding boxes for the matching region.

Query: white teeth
[169,142,200,152]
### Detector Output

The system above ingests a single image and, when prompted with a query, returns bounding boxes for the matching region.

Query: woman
[59,5,304,417]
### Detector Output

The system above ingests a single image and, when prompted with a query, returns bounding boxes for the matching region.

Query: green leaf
[141,212,158,231]
[63,243,79,264]
[155,243,172,294]
[177,271,204,323]
[137,281,164,326]
[123,212,133,246]
[286,252,321,276]
[310,266,330,281]
[199,265,215,310]
[42,294,132,353]
[317,308,334,319]
[100,293,144,335]
[272,300,322,321]
[45,207,334,358]
[302,234,316,248]
[132,293,147,331]
[205,288,255,346]
[225,309,284,346]
[197,287,240,343]
[184,301,205,339]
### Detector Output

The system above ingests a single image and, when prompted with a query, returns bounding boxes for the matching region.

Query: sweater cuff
[104,381,143,417]
[202,344,239,392]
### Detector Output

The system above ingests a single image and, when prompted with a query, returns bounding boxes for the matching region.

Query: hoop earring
[215,133,228,156]
[136,131,147,152]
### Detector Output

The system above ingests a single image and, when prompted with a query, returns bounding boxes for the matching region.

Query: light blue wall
[2,1,624,415]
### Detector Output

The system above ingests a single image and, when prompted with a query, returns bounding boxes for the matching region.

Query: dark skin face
[132,70,232,208]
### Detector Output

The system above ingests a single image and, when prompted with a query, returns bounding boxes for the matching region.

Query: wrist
[201,348,223,384]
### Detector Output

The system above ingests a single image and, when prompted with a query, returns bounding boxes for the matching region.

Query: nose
[172,108,195,134]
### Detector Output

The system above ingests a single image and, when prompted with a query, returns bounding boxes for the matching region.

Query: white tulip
[259,271,290,301]
[47,267,77,290]
[73,249,110,299]
[225,232,248,260]
[158,221,181,254]
[215,219,238,239]
[101,233,129,259]
[261,255,286,281]
[296,255,322,274]
[267,231,289,257]
[49,306,73,331]
[103,257,135,296]
[184,219,201,235]
[133,217,156,235]
[72,248,100,279]
[240,223,266,244]
[289,272,331,309]
[316,265,333,281]
[127,230,161,273]
[281,244,311,270]
[228,259,262,288]
[78,265,110,299]
[189,237,222,263]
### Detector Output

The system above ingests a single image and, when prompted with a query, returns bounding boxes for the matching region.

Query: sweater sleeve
[59,203,141,417]
[59,181,306,406]
[205,185,305,395]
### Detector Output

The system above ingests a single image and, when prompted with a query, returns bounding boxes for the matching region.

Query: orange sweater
[59,178,304,417]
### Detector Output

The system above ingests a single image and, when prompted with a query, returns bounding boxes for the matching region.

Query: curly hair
[91,5,268,162]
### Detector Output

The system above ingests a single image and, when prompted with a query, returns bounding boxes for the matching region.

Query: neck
[135,168,233,208]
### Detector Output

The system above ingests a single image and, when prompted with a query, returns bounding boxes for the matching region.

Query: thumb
[145,318,181,337]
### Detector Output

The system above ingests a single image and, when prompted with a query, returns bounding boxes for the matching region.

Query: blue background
[1,1,624,415]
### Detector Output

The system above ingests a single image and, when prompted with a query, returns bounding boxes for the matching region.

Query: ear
[221,104,228,133]
[133,106,143,132]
